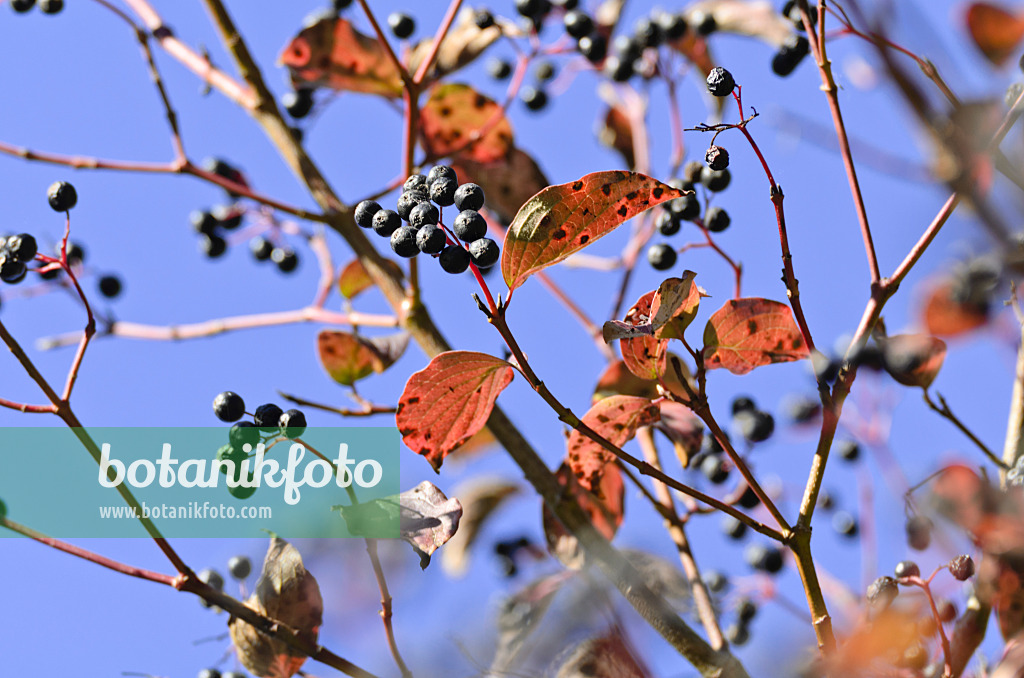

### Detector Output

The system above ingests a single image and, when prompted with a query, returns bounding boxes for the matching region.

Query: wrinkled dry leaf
[229,538,323,678]
[441,478,520,577]
[407,8,504,81]
[399,480,463,569]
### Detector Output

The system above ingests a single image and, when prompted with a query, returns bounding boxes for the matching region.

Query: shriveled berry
[191,210,218,235]
[199,233,227,259]
[272,248,299,273]
[47,181,77,211]
[454,183,485,211]
[409,201,440,229]
[388,12,415,38]
[474,10,495,29]
[833,511,858,537]
[228,422,259,450]
[705,145,729,170]
[213,391,245,422]
[867,576,898,610]
[397,190,428,222]
[705,206,731,233]
[372,209,402,237]
[427,165,458,186]
[469,238,500,268]
[391,226,420,258]
[701,167,731,192]
[657,211,681,236]
[563,10,593,38]
[354,200,382,228]
[706,66,735,97]
[454,209,487,241]
[895,560,920,580]
[906,515,932,551]
[98,275,122,299]
[249,236,273,261]
[488,58,513,79]
[279,409,307,439]
[949,554,975,581]
[439,245,470,273]
[254,403,283,430]
[578,34,607,63]
[522,86,548,111]
[701,454,728,484]
[228,555,252,580]
[837,440,860,462]
[429,177,458,206]
[283,88,314,119]
[647,243,677,271]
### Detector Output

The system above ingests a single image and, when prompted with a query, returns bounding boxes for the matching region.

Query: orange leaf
[620,290,668,380]
[279,16,403,97]
[337,258,404,299]
[396,351,514,472]
[966,2,1024,65]
[702,298,810,375]
[566,395,660,490]
[879,334,947,389]
[317,330,408,385]
[420,84,514,164]
[593,360,660,402]
[922,279,990,337]
[501,171,687,292]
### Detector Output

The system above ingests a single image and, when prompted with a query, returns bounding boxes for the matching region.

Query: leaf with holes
[452,148,549,224]
[966,2,1024,65]
[879,334,947,389]
[397,351,515,472]
[421,84,514,164]
[317,330,408,385]
[566,395,660,490]
[542,462,624,570]
[337,258,404,299]
[702,298,810,375]
[408,8,504,81]
[502,172,686,292]
[279,16,403,97]
[618,291,668,380]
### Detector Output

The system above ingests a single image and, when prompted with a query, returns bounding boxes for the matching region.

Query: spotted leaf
[702,298,809,375]
[566,395,660,490]
[421,84,514,164]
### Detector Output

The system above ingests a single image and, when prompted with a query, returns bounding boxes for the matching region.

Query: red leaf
[922,279,990,337]
[396,351,514,472]
[593,360,660,402]
[337,258,404,299]
[930,464,987,534]
[542,462,624,569]
[452,148,549,225]
[702,298,810,375]
[966,3,1024,65]
[279,17,403,97]
[619,291,668,380]
[879,334,947,389]
[420,84,514,164]
[317,330,408,385]
[501,171,687,292]
[597,103,636,170]
[566,395,660,490]
[554,631,651,678]
[655,401,704,469]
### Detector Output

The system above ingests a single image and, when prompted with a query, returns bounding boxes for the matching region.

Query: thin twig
[923,391,1007,470]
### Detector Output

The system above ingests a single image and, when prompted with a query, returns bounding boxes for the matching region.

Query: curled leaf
[619,291,668,380]
[317,330,409,385]
[502,171,686,292]
[702,298,810,375]
[279,16,403,97]
[398,480,463,569]
[229,538,323,678]
[879,334,947,388]
[441,478,520,577]
[421,84,514,164]
[396,351,514,471]
[566,395,660,490]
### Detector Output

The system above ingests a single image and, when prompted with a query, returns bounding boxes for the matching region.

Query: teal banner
[0,427,400,538]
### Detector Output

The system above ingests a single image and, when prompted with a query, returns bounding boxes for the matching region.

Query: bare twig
[923,391,1007,470]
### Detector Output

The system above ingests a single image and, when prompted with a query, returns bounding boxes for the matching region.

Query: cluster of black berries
[355,166,500,274]
[0,232,38,284]
[212,391,307,498]
[9,0,63,14]
[773,1,812,76]
[196,554,252,618]
[596,8,690,82]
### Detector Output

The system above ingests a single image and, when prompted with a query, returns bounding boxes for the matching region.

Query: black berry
[213,391,245,422]
[388,12,415,39]
[409,201,439,229]
[937,599,957,623]
[228,422,259,449]
[634,16,663,48]
[391,227,420,258]
[354,200,381,228]
[782,1,816,31]
[454,183,485,211]
[372,209,402,237]
[10,0,34,12]
[253,403,283,430]
[738,411,774,443]
[657,11,688,40]
[726,624,749,646]
[212,204,243,230]
[738,485,760,509]
[454,210,487,241]
[283,88,314,119]
[0,257,27,284]
[47,181,77,211]
[515,0,550,19]
[535,61,556,81]
[705,206,731,233]
[272,248,299,273]
[706,66,735,97]
[745,544,784,573]
[647,243,677,270]
[474,10,495,29]
[228,555,252,580]
[906,515,932,551]
[700,454,728,484]
[5,234,37,262]
[578,34,607,63]
[833,510,858,537]
[656,210,681,236]
[427,165,457,186]
[279,409,307,439]
[487,58,513,79]
[469,238,500,268]
[694,11,717,35]
[722,515,747,539]
[701,167,731,192]
[404,174,427,192]
[396,190,428,222]
[563,10,593,38]
[731,396,756,415]
[98,275,122,299]
[439,245,470,274]
[668,194,700,220]
[894,560,920,580]
[704,570,728,592]
[416,224,447,254]
[736,598,758,623]
[521,86,548,111]
[682,161,704,184]
[772,35,810,77]
[198,568,224,592]
[39,0,62,11]
[191,210,218,235]
[429,177,458,206]
[199,234,227,259]
[249,236,273,261]
[604,55,635,82]
[837,440,860,462]
[198,669,221,678]
[333,0,352,9]
[705,145,729,170]
[202,157,246,197]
